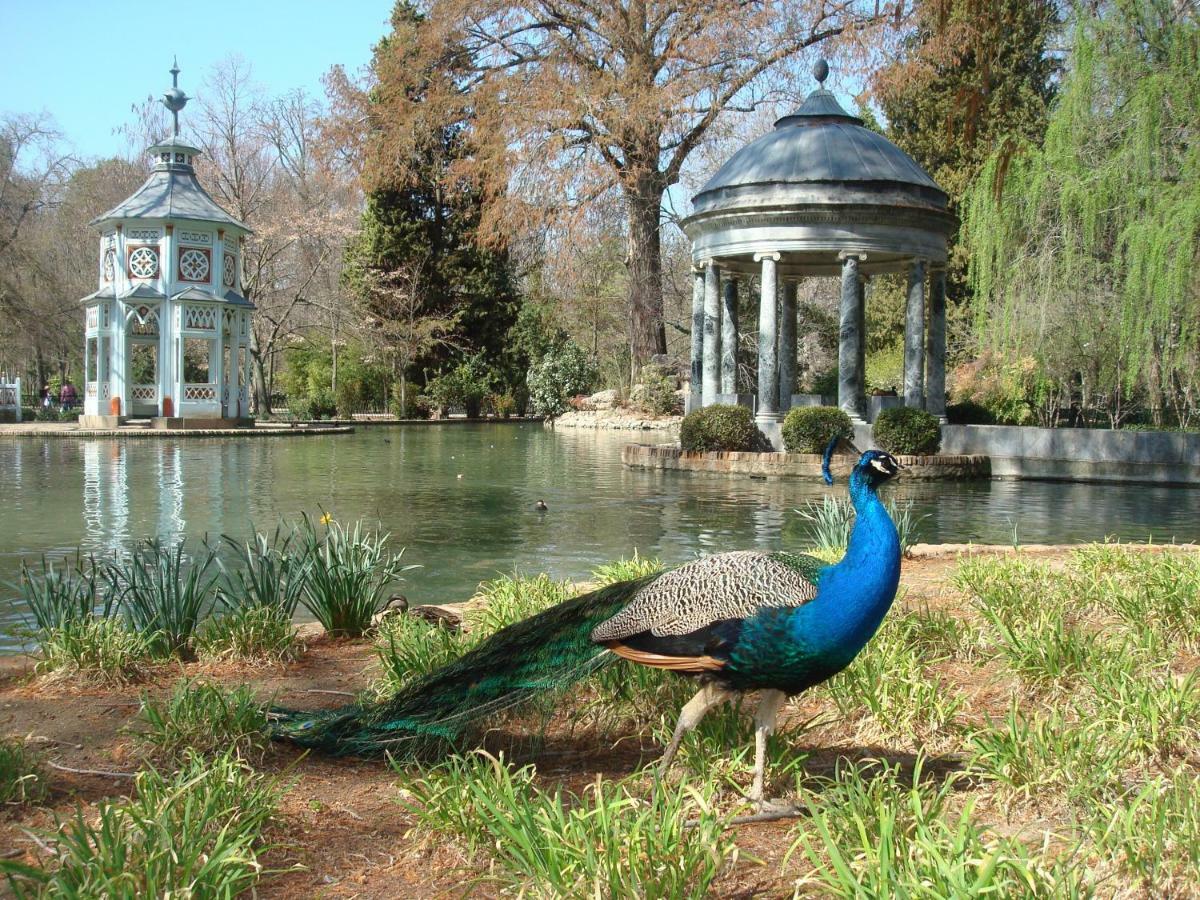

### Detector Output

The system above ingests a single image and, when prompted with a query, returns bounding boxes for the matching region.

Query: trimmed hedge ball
[872,406,942,455]
[679,404,770,452]
[781,406,853,453]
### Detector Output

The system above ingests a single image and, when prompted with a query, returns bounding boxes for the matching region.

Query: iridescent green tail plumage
[270,577,651,758]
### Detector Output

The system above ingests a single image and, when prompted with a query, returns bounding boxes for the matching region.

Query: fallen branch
[684,802,805,829]
[48,760,136,779]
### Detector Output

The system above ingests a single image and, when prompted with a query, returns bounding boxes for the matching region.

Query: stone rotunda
[80,62,253,428]
[681,60,956,447]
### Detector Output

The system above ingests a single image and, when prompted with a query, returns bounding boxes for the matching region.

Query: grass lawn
[2,544,1198,897]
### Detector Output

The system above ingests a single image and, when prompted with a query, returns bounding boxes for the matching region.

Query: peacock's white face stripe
[870,458,892,473]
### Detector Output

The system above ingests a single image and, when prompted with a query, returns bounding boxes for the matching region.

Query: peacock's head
[822,436,902,488]
[855,449,902,489]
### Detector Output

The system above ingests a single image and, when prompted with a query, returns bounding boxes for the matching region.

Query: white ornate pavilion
[80,63,253,427]
[681,61,956,447]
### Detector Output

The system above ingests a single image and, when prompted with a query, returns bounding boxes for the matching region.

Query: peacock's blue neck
[788,468,901,658]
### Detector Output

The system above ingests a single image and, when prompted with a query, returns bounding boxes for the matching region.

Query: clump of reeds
[795,495,927,557]
[0,751,281,896]
[135,680,270,763]
[0,737,48,806]
[402,751,735,898]
[297,515,417,638]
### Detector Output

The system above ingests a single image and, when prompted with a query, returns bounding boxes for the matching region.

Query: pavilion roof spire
[162,57,190,138]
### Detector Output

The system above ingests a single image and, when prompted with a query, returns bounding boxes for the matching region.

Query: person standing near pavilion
[59,379,77,410]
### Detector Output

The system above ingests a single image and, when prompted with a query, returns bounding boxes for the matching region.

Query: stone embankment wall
[621,445,989,480]
[552,410,682,433]
[850,422,1200,485]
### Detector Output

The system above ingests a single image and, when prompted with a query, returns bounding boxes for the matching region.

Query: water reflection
[1,426,1199,652]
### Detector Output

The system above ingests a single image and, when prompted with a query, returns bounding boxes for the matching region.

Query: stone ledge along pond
[3,423,1200,650]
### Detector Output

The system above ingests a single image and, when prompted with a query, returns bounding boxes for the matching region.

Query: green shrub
[946,400,995,424]
[679,404,769,452]
[865,341,905,394]
[526,341,598,416]
[873,406,942,455]
[34,406,59,422]
[423,358,492,417]
[59,409,78,422]
[781,406,853,453]
[486,391,517,418]
[0,737,48,806]
[137,681,270,763]
[631,364,681,416]
[1,752,281,897]
[390,381,428,419]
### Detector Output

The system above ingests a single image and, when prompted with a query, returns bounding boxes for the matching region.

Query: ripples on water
[2,425,1198,648]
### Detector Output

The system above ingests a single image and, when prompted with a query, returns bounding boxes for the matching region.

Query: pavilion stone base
[151,417,253,430]
[757,417,783,451]
[79,415,127,429]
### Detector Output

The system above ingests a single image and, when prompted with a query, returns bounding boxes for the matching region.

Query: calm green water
[3,424,1199,649]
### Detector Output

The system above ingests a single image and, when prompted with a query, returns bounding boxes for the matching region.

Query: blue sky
[0,0,391,159]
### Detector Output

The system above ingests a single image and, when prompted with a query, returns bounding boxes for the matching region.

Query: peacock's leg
[658,682,732,776]
[749,689,787,807]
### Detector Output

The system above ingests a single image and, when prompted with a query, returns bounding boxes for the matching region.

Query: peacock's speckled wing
[590,550,826,643]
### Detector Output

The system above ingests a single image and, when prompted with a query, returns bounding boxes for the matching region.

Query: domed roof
[691,69,947,217]
[91,140,250,232]
[682,62,953,272]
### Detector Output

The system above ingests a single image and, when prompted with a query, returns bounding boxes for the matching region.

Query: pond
[3,423,1199,650]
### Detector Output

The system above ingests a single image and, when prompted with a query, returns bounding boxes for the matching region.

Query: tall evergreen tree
[343,3,521,400]
[876,0,1060,202]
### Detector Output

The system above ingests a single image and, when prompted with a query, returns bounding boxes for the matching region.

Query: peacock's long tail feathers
[269,576,654,758]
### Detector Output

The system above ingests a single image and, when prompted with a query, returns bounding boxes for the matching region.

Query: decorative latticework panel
[178,230,211,245]
[132,385,157,401]
[128,246,159,279]
[183,305,217,331]
[86,307,98,330]
[127,228,161,242]
[184,384,217,401]
[223,252,236,288]
[178,248,210,282]
[130,307,159,336]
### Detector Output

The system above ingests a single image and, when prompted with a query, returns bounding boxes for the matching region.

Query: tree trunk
[624,177,667,369]
[249,331,271,415]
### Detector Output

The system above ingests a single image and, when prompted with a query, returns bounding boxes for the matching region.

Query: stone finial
[813,58,830,86]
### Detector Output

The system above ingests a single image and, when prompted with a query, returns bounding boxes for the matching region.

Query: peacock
[272,441,903,804]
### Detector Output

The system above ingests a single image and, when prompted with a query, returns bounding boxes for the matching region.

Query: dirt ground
[0,547,1158,897]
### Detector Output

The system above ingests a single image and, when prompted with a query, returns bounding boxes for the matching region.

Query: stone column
[720,276,739,396]
[701,260,721,407]
[927,267,948,421]
[904,258,927,409]
[855,274,866,408]
[777,279,797,413]
[837,252,866,421]
[755,253,780,422]
[688,267,704,410]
